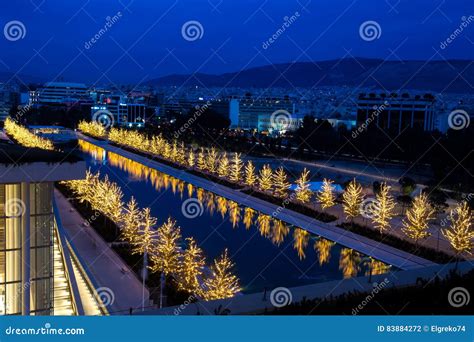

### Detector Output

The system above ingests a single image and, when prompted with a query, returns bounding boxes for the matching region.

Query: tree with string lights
[273,166,290,198]
[402,193,435,245]
[442,201,473,261]
[371,182,396,234]
[244,160,257,187]
[187,149,195,168]
[150,218,182,276]
[207,147,218,173]
[200,249,240,300]
[178,237,206,294]
[317,178,336,210]
[258,164,273,192]
[197,147,206,171]
[295,168,312,203]
[217,153,230,178]
[342,179,364,224]
[230,153,243,182]
[121,197,141,244]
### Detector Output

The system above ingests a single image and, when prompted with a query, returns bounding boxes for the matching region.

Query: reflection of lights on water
[78,139,393,280]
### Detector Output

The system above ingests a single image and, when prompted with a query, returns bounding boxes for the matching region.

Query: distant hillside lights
[352,100,389,139]
[262,11,300,50]
[440,16,474,50]
[84,11,123,50]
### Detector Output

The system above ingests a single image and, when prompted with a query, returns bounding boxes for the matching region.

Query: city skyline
[0,0,473,83]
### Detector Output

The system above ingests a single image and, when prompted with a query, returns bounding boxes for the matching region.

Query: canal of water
[77,140,394,294]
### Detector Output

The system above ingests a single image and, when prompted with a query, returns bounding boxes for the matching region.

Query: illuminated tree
[5,117,54,150]
[200,249,240,300]
[229,153,243,182]
[442,201,473,258]
[258,164,273,192]
[170,141,179,163]
[132,207,156,256]
[371,182,396,234]
[244,161,257,187]
[402,193,435,244]
[295,168,312,203]
[293,228,309,260]
[273,167,290,198]
[121,197,141,244]
[317,178,336,209]
[178,237,206,294]
[207,147,218,173]
[150,218,182,275]
[176,142,186,165]
[314,238,334,266]
[187,149,195,168]
[197,148,206,170]
[217,153,230,178]
[342,179,364,223]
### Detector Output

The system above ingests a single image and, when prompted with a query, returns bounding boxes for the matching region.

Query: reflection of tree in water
[314,238,335,266]
[365,258,391,276]
[217,196,228,218]
[178,181,184,199]
[293,228,310,260]
[205,192,216,215]
[196,188,205,204]
[271,220,289,246]
[257,213,271,237]
[228,201,241,228]
[187,183,194,198]
[339,248,361,279]
[243,207,255,230]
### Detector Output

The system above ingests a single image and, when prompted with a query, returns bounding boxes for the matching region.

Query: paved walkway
[79,134,436,271]
[54,188,152,314]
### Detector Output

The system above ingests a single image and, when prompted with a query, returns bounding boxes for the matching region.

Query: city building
[31,82,92,107]
[356,92,436,134]
[0,143,105,315]
[0,83,20,123]
[91,94,146,127]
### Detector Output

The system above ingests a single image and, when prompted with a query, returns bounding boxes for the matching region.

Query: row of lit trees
[4,117,54,150]
[78,120,108,139]
[81,125,473,257]
[63,170,241,301]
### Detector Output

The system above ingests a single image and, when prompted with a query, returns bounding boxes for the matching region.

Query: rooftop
[0,141,82,165]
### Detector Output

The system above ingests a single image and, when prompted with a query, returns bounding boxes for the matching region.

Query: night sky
[0,0,473,83]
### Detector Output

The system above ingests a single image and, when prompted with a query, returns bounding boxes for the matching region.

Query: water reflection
[79,139,393,283]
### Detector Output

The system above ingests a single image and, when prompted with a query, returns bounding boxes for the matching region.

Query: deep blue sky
[0,0,473,84]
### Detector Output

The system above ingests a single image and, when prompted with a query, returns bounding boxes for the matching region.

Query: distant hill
[147,58,474,93]
[0,72,44,86]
